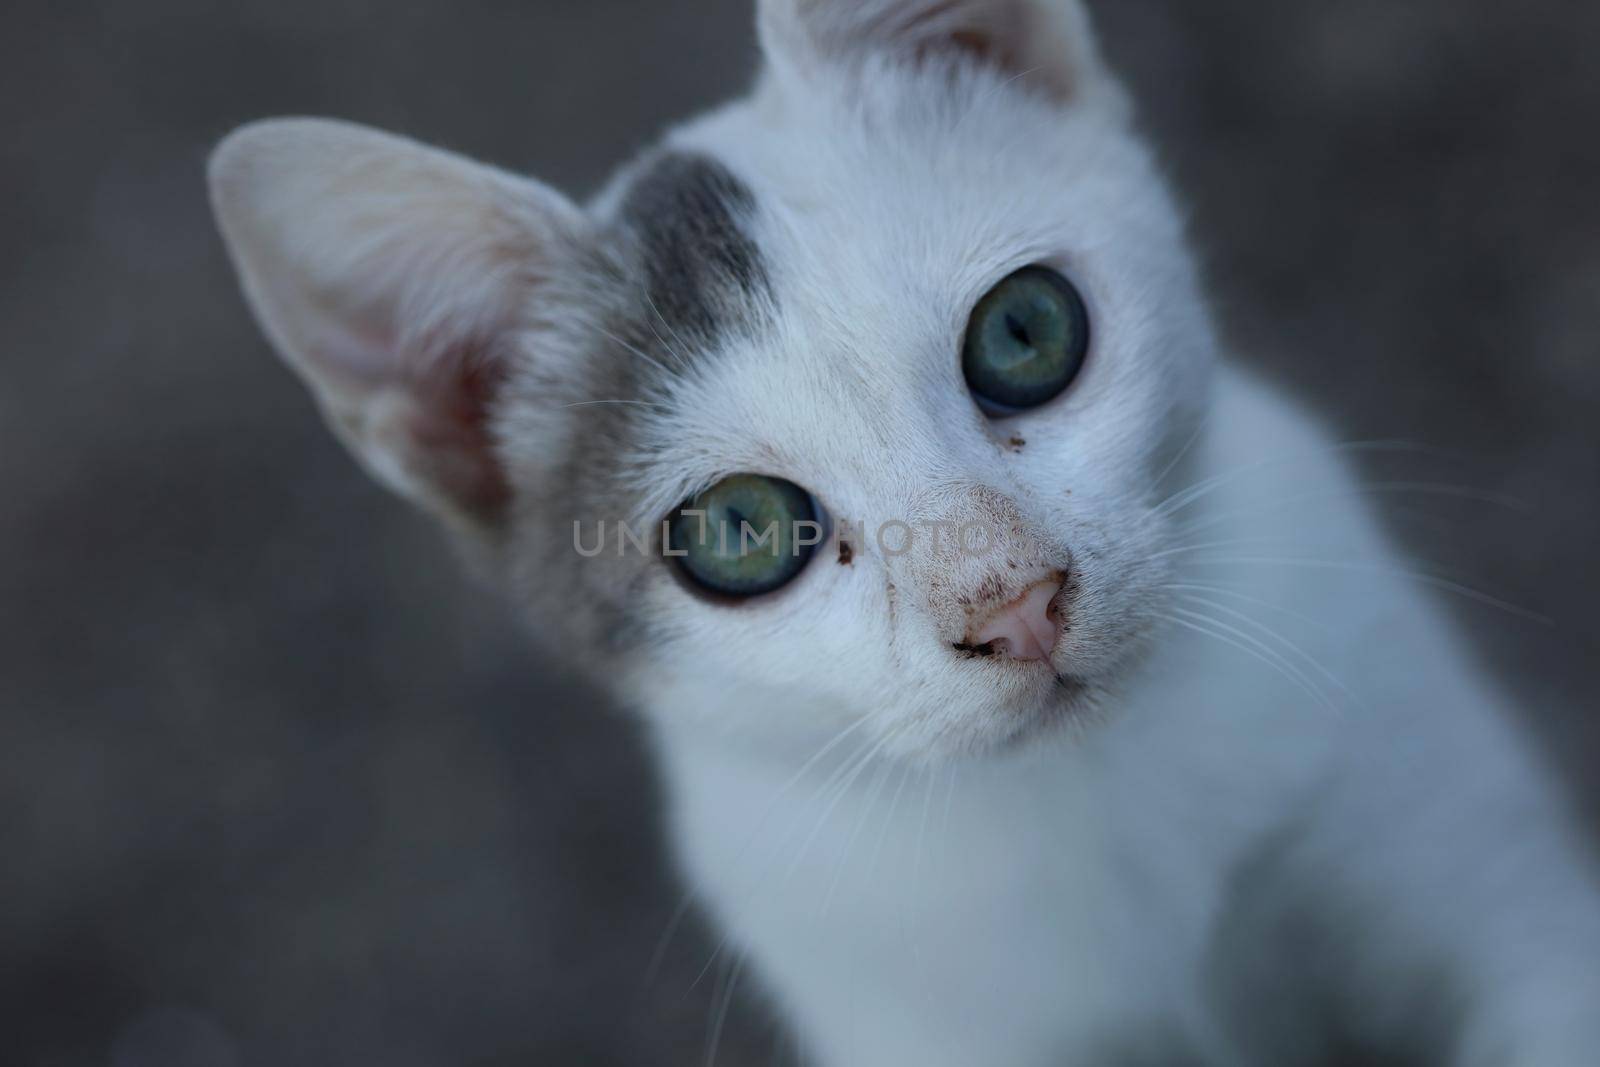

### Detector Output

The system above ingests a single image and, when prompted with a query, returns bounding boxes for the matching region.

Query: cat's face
[209,0,1215,759]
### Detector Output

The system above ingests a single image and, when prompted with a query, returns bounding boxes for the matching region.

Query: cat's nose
[967,578,1064,662]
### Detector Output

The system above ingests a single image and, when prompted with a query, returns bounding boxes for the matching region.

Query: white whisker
[644,291,697,370]
[1176,480,1530,540]
[910,766,938,995]
[787,726,902,882]
[1184,556,1551,624]
[1150,407,1211,489]
[560,398,663,410]
[1145,536,1289,563]
[822,746,898,918]
[689,724,889,993]
[1157,608,1341,716]
[593,321,677,378]
[704,951,747,1067]
[1161,581,1331,633]
[1152,439,1433,521]
[646,716,872,986]
[869,760,914,880]
[1175,592,1356,706]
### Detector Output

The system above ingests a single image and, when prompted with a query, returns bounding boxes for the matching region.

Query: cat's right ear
[757,0,1113,103]
[208,118,588,531]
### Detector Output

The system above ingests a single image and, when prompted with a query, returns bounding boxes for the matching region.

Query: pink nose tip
[968,579,1064,662]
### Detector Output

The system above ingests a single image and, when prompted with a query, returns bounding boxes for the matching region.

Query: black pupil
[1005,314,1030,346]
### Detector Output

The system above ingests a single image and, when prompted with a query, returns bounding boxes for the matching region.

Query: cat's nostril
[965,579,1064,663]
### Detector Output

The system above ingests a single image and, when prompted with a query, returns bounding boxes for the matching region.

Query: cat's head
[209,0,1214,759]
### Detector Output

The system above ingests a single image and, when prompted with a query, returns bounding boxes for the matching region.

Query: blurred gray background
[1,1,1596,1064]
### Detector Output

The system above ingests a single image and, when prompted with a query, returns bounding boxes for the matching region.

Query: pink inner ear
[914,2,1027,69]
[405,346,512,522]
[310,313,414,392]
[872,1,1078,102]
[933,26,1022,74]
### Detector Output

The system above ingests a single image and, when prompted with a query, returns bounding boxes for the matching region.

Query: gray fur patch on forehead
[615,150,774,345]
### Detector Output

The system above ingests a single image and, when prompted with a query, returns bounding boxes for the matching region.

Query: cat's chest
[655,725,1250,1047]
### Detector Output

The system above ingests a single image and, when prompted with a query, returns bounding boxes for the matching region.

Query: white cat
[207,1,1600,1063]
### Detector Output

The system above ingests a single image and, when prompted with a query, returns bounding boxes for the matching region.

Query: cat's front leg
[1294,712,1600,1066]
[1448,917,1600,1067]
[777,974,1049,1067]
[1409,807,1600,1065]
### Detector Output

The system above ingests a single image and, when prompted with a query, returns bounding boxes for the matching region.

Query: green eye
[666,474,821,598]
[962,266,1090,412]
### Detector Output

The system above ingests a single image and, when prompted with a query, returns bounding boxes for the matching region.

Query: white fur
[208,1,1600,1062]
[648,368,1600,1064]
[626,6,1600,1063]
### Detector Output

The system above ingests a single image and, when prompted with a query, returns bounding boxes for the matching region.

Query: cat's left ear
[757,0,1113,103]
[209,118,589,530]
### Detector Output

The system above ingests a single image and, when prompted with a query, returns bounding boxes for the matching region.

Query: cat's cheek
[628,548,876,706]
